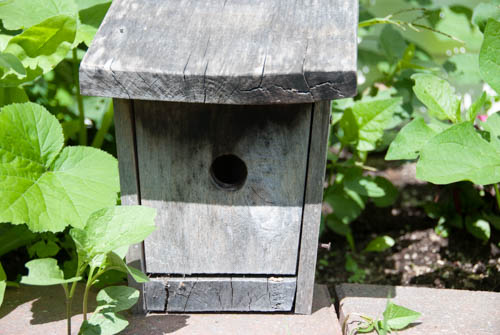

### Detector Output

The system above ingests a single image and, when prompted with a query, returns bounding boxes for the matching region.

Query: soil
[317,159,500,297]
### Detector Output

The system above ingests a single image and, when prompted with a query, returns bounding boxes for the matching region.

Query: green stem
[494,184,500,212]
[91,100,114,148]
[66,297,72,335]
[83,266,96,322]
[72,48,86,146]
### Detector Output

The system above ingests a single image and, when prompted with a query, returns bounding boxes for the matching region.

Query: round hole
[210,154,248,191]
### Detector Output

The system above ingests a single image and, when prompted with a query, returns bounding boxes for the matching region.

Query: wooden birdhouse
[80,0,357,314]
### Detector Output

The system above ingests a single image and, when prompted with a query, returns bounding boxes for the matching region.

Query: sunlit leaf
[0,102,119,232]
[20,258,81,286]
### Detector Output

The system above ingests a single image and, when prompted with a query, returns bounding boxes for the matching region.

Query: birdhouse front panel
[134,101,311,275]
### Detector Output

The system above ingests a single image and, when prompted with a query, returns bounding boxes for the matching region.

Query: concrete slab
[0,284,341,335]
[336,283,500,335]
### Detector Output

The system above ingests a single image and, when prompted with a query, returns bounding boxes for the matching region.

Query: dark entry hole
[210,154,248,191]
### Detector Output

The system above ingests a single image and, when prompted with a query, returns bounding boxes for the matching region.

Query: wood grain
[294,101,331,314]
[147,276,296,312]
[80,0,357,104]
[113,98,146,314]
[134,101,311,275]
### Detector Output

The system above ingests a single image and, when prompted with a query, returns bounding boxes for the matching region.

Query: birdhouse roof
[80,0,358,105]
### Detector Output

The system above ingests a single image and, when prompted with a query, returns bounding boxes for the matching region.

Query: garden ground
[317,157,500,298]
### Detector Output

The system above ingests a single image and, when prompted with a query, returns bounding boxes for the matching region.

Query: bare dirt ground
[317,160,500,296]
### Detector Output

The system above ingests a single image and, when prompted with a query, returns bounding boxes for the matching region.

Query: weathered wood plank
[294,101,331,314]
[144,280,167,312]
[113,98,146,314]
[134,101,311,275]
[80,0,357,104]
[147,277,296,312]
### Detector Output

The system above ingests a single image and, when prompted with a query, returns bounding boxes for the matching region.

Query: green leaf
[444,54,482,86]
[0,87,28,108]
[386,117,440,160]
[80,313,128,335]
[1,15,77,87]
[412,73,461,123]
[76,1,111,46]
[80,286,139,335]
[0,0,77,30]
[371,177,398,208]
[0,223,36,257]
[482,112,500,139]
[0,281,5,307]
[20,258,81,286]
[465,218,491,242]
[326,215,355,251]
[380,25,407,61]
[0,263,6,306]
[106,252,149,283]
[343,168,385,198]
[95,286,139,313]
[479,19,500,95]
[0,102,119,232]
[0,52,26,78]
[383,301,421,330]
[483,214,500,231]
[473,3,500,33]
[70,206,157,264]
[0,262,6,282]
[27,240,60,258]
[324,186,365,225]
[364,236,395,253]
[416,122,500,185]
[340,98,402,151]
[466,92,487,122]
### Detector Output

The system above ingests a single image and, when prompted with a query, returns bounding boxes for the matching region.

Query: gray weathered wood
[80,0,357,104]
[134,101,311,275]
[294,101,331,314]
[147,276,296,312]
[144,280,167,312]
[113,98,146,314]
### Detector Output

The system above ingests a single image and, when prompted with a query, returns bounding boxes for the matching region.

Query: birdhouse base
[122,285,342,335]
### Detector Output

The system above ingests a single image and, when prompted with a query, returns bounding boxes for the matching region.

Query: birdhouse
[80,0,357,314]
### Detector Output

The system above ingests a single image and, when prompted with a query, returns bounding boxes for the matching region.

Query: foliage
[0,262,6,307]
[386,17,500,242]
[346,299,421,335]
[325,93,401,251]
[0,102,119,232]
[21,205,156,335]
[0,2,152,333]
[80,286,139,335]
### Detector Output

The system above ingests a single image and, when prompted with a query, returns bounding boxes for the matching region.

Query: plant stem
[72,48,86,146]
[66,297,72,335]
[83,266,96,321]
[494,184,500,212]
[91,100,114,148]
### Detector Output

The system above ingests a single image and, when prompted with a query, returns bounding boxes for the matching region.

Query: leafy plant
[0,261,19,308]
[386,18,500,242]
[21,206,156,335]
[0,102,155,334]
[0,102,119,232]
[344,299,421,335]
[0,0,113,148]
[325,93,401,252]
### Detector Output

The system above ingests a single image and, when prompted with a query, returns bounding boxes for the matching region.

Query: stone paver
[336,283,500,335]
[0,284,341,335]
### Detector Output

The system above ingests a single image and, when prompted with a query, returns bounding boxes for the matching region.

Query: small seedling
[344,299,421,335]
